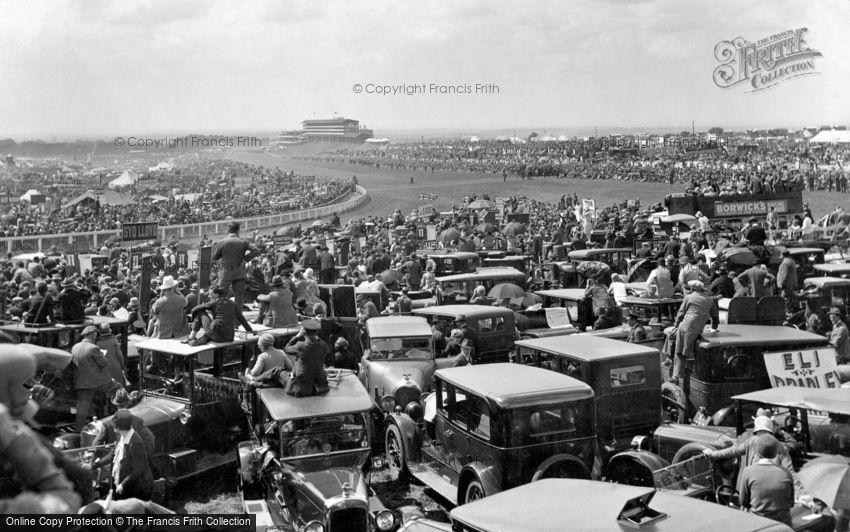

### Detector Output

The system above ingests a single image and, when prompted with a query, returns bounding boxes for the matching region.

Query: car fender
[606,450,671,487]
[386,413,422,464]
[458,462,500,501]
[530,453,591,481]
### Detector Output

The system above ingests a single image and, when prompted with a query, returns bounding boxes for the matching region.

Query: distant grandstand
[300,117,373,144]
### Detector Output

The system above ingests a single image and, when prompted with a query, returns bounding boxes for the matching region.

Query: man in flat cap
[72,325,118,431]
[671,280,718,383]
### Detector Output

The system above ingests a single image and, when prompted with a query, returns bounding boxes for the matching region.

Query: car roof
[784,247,824,255]
[435,363,593,408]
[732,386,850,415]
[450,479,792,532]
[619,295,684,306]
[534,288,586,301]
[515,335,659,361]
[697,325,828,348]
[435,267,525,283]
[427,251,479,259]
[804,276,850,288]
[814,263,850,274]
[366,316,432,337]
[567,248,632,260]
[412,304,515,320]
[257,375,373,421]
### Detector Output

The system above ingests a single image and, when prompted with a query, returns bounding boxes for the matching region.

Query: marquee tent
[108,170,138,189]
[62,190,134,209]
[810,130,850,144]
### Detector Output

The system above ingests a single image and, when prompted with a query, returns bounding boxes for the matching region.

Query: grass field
[225,149,850,225]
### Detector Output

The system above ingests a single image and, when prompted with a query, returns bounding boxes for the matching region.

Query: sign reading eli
[122,222,159,242]
[763,348,842,389]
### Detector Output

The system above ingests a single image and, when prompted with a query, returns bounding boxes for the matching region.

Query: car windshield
[280,413,368,457]
[503,399,595,446]
[370,336,433,360]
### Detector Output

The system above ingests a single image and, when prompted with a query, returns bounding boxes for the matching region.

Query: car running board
[409,465,458,505]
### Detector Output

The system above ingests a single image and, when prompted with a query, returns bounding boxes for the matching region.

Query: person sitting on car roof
[283,319,329,397]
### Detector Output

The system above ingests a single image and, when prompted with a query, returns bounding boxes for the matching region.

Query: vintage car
[515,336,662,458]
[422,252,480,276]
[661,325,830,423]
[57,331,295,490]
[717,246,824,286]
[606,387,844,531]
[384,364,597,505]
[448,479,794,532]
[480,254,533,273]
[533,288,624,333]
[239,371,398,532]
[813,263,850,277]
[801,276,850,319]
[433,268,526,305]
[411,305,516,364]
[360,316,447,415]
[549,248,633,289]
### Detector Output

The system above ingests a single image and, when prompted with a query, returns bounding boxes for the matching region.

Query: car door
[450,393,492,469]
[432,384,462,473]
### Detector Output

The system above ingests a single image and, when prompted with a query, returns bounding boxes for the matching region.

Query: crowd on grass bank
[302,138,850,192]
[0,160,353,237]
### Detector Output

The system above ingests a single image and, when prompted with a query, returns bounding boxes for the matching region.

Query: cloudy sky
[1,0,848,138]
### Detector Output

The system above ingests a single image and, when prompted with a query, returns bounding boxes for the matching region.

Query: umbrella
[380,269,402,285]
[661,214,697,224]
[798,456,850,510]
[438,228,461,244]
[468,200,492,209]
[510,292,543,308]
[476,222,496,234]
[488,282,526,299]
[502,222,526,237]
[311,220,325,227]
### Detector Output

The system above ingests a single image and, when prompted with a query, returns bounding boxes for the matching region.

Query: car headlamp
[375,510,396,531]
[303,521,324,532]
[380,395,396,412]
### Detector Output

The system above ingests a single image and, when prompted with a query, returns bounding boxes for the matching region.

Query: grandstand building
[301,117,373,144]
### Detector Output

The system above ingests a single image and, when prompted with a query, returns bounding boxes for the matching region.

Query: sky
[0,0,848,139]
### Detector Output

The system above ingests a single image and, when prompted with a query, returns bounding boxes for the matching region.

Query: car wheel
[463,479,485,504]
[385,424,408,480]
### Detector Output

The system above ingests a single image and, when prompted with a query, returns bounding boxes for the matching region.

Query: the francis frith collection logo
[713,28,822,92]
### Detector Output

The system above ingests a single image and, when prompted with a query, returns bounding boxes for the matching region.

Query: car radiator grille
[329,507,367,532]
[394,385,420,409]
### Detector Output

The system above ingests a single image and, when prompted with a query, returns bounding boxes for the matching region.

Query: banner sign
[139,255,153,312]
[764,348,842,389]
[419,193,438,201]
[715,199,790,217]
[581,199,595,214]
[426,225,437,241]
[122,222,159,242]
[272,234,291,247]
[198,246,213,289]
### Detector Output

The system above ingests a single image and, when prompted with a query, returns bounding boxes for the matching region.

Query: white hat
[753,415,774,433]
[160,276,176,290]
[687,280,705,291]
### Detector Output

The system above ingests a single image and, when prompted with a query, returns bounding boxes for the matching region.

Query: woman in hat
[249,333,291,378]
[256,275,297,328]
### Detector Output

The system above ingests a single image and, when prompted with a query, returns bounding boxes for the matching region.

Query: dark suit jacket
[100,431,153,500]
[214,234,259,282]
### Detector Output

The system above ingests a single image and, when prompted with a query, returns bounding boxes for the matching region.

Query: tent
[19,189,45,204]
[108,170,138,189]
[809,130,850,144]
[62,190,134,209]
[148,161,174,172]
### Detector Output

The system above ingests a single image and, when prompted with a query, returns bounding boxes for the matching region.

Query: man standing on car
[775,249,798,313]
[213,222,260,310]
[283,319,329,397]
[72,325,118,431]
[828,307,850,364]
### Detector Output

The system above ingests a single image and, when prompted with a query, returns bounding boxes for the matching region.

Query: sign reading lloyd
[763,348,842,389]
[122,222,159,242]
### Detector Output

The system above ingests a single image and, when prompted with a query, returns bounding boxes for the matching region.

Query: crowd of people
[302,136,850,192]
[0,160,354,237]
